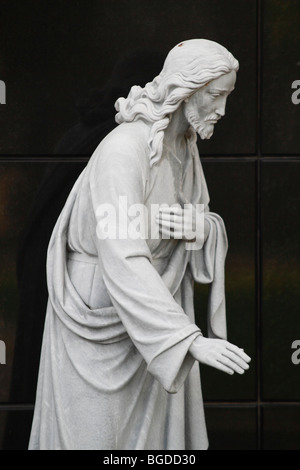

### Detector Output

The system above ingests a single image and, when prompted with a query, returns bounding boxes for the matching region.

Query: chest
[145,147,194,207]
[143,147,195,256]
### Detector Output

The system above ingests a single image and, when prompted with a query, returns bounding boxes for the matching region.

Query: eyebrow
[210,87,235,93]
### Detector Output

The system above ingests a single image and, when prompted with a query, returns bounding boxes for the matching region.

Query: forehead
[206,70,236,93]
[191,70,237,99]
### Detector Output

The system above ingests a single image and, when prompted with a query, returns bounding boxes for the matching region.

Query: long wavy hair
[115,39,239,167]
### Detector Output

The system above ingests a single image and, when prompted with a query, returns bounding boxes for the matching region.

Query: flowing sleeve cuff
[146,324,203,394]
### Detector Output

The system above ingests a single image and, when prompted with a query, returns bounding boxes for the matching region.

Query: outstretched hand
[189,336,251,375]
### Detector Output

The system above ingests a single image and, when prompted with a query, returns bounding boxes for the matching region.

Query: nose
[215,96,227,117]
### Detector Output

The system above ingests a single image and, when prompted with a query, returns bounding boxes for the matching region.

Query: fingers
[215,341,251,374]
[158,207,183,216]
[157,213,184,239]
[156,213,184,231]
[221,349,250,373]
[156,209,195,240]
[213,360,236,376]
[156,208,194,224]
[157,212,183,223]
[224,342,251,363]
[209,353,249,376]
[217,355,247,375]
[157,218,184,230]
[159,226,174,239]
[159,226,185,240]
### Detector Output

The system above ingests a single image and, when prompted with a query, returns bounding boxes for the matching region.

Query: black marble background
[0,0,299,450]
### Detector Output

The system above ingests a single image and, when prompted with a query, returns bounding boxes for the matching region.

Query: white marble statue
[29,39,251,450]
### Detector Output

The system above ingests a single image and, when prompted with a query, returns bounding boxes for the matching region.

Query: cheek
[201,96,215,113]
[195,93,214,117]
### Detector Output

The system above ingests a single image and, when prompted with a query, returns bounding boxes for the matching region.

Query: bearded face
[183,70,236,139]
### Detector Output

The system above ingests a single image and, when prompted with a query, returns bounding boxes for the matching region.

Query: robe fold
[29,120,228,450]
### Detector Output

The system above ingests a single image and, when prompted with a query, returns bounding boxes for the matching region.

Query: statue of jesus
[29,39,250,450]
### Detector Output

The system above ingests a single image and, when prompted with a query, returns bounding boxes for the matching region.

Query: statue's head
[115,39,239,166]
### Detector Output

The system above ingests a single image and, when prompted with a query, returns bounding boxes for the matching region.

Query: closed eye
[209,93,220,99]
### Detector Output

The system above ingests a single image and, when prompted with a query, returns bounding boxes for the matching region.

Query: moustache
[204,114,220,122]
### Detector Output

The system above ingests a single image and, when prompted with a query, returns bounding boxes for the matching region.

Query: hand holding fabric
[156,205,210,243]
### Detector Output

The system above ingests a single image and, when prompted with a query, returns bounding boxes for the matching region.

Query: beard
[196,122,215,140]
[185,110,217,140]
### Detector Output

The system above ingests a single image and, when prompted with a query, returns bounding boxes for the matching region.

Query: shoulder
[87,121,151,184]
[95,121,150,166]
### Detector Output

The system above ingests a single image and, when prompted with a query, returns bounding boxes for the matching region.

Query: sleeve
[88,139,202,393]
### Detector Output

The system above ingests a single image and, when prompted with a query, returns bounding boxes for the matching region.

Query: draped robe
[28,119,228,450]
